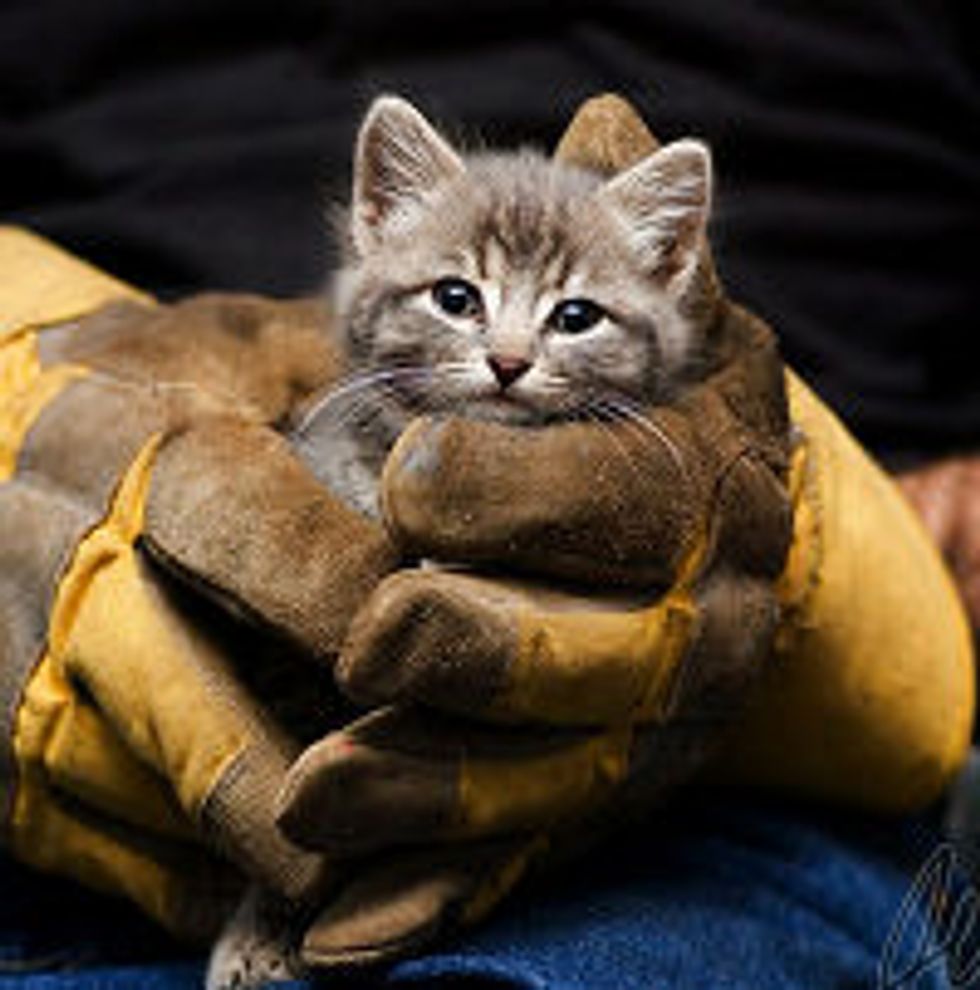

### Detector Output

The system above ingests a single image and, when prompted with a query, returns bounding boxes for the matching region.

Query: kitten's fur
[207,96,715,990]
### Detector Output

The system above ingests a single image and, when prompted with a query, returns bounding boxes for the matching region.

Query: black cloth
[2,0,977,464]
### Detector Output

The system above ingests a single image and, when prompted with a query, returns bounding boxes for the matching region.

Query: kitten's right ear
[596,139,712,288]
[352,96,465,254]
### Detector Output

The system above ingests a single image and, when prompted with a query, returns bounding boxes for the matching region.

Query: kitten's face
[334,97,712,426]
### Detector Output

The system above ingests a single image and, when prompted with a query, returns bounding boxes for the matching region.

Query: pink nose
[487,355,531,389]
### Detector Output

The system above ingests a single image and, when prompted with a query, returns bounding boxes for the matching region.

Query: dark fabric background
[1,0,977,464]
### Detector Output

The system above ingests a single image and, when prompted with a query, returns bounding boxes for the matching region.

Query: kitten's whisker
[324,381,414,430]
[334,365,431,397]
[326,395,388,431]
[581,402,651,492]
[534,377,573,399]
[294,367,430,434]
[576,410,653,563]
[588,396,694,500]
[302,384,414,436]
[592,395,689,482]
[430,362,479,385]
[297,371,416,422]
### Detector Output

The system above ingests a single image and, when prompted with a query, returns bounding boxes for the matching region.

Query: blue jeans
[0,791,954,990]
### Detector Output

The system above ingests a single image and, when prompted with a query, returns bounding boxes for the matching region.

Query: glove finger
[338,567,687,724]
[10,761,241,942]
[277,705,633,855]
[338,565,780,728]
[297,719,735,970]
[301,835,543,970]
[297,710,739,970]
[382,409,708,590]
[296,704,744,967]
[143,416,401,662]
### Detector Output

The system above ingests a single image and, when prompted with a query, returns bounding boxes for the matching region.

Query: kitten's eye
[549,298,606,334]
[432,278,483,319]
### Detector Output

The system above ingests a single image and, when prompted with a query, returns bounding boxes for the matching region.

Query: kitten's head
[333,96,716,425]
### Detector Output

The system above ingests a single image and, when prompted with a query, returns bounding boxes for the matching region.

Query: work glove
[276,97,795,967]
[0,228,400,940]
[277,96,975,969]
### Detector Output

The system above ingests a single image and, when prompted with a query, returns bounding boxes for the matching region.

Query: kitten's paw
[206,934,298,990]
[206,888,302,990]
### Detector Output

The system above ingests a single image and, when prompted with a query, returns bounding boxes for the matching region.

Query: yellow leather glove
[275,97,975,969]
[0,228,400,940]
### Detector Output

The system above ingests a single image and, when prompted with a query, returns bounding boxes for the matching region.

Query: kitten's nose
[487,355,531,390]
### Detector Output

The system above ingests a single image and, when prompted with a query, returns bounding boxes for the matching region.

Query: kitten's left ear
[597,139,712,287]
[352,96,465,254]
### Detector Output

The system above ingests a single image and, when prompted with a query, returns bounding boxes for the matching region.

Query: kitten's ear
[596,138,712,287]
[352,96,465,254]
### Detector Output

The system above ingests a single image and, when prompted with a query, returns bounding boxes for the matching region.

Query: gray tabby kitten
[207,94,713,990]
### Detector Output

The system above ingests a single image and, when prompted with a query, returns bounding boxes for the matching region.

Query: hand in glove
[277,96,974,969]
[0,229,400,939]
[275,96,795,967]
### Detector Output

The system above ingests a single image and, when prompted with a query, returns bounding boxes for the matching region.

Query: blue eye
[550,298,605,334]
[432,278,483,318]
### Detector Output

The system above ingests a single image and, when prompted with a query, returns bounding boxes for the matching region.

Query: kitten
[207,95,715,990]
[291,94,715,519]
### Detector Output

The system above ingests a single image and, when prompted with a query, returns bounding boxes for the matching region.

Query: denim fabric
[0,792,953,990]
